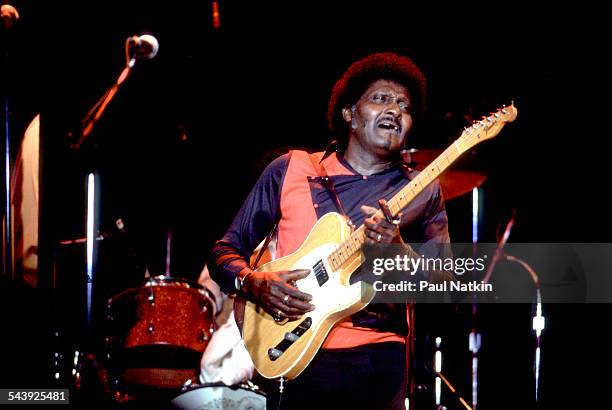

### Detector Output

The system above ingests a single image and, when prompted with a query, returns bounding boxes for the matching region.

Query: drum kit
[51,243,264,407]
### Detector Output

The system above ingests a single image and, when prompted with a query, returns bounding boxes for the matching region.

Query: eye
[398,101,411,112]
[372,94,388,103]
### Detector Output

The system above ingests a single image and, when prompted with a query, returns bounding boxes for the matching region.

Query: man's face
[349,79,413,158]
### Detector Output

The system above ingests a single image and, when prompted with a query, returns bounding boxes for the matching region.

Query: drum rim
[107,275,217,309]
[147,275,202,289]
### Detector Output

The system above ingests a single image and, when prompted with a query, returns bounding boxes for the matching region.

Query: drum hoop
[108,275,217,312]
[179,382,266,396]
[147,275,202,289]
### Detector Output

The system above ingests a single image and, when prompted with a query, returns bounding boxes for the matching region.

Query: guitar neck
[326,104,516,272]
[389,140,465,217]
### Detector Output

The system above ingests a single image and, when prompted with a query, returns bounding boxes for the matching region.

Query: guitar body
[242,212,375,380]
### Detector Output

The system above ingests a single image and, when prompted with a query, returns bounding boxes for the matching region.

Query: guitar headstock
[458,103,517,151]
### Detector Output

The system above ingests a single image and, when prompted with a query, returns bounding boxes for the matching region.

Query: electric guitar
[242,104,518,380]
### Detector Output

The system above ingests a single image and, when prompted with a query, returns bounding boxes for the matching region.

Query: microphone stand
[73,46,137,150]
[64,40,146,398]
[73,38,151,336]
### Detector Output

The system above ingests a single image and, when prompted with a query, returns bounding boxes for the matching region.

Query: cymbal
[402,148,487,200]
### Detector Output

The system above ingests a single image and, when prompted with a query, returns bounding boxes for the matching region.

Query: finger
[282,304,312,316]
[395,212,403,225]
[272,279,313,303]
[283,285,314,303]
[273,289,315,311]
[285,296,315,312]
[370,216,396,230]
[365,218,399,237]
[364,219,385,234]
[267,306,301,322]
[365,229,381,244]
[282,269,311,281]
[360,205,378,217]
[271,282,315,310]
[273,298,312,316]
[279,271,313,301]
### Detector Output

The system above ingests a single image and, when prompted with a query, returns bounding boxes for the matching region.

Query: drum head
[170,383,266,410]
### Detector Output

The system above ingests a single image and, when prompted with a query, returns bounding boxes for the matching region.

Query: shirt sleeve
[207,154,291,293]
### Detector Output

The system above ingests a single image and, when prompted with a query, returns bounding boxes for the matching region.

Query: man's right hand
[243,269,314,321]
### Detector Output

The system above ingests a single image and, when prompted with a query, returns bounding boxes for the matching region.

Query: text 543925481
[1,389,69,404]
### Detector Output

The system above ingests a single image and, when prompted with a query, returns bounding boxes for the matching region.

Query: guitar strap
[308,153,356,230]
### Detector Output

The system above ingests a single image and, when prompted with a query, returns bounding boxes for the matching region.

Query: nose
[385,100,402,119]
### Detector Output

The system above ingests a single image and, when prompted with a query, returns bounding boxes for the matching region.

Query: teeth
[379,123,399,131]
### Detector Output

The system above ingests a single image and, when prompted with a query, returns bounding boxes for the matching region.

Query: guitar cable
[276,376,285,410]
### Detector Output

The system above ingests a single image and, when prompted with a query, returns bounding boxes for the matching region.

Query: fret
[453,140,462,155]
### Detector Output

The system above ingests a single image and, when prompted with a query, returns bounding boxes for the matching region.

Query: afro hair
[327,52,427,138]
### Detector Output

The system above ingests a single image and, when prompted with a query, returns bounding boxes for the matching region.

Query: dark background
[1,1,609,408]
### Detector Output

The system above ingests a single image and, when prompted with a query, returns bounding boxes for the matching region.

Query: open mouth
[378,121,400,132]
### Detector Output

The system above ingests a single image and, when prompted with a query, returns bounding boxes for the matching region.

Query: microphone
[126,34,159,62]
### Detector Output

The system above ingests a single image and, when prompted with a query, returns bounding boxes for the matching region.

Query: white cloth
[197,265,255,386]
[199,311,255,386]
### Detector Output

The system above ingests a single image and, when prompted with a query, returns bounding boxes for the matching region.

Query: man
[208,52,451,409]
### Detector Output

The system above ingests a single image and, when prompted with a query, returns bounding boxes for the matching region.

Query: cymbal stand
[503,255,544,401]
[470,188,481,410]
[483,210,544,402]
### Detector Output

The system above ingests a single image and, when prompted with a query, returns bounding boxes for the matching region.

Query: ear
[342,106,352,123]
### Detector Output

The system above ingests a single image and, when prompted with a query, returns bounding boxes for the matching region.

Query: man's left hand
[361,205,402,244]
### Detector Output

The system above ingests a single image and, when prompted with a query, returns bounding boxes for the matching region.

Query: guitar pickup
[313,260,329,286]
[268,348,283,360]
[267,317,313,362]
